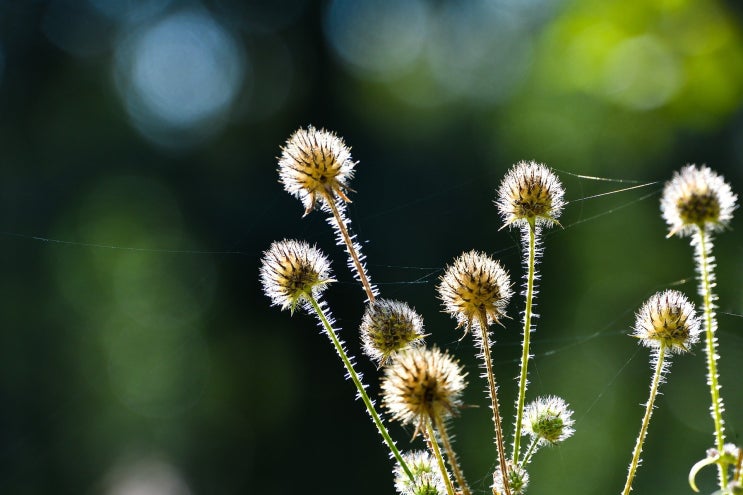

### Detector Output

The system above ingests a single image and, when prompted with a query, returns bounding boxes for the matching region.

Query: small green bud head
[381,346,467,435]
[496,161,565,229]
[360,299,426,366]
[523,395,575,446]
[661,164,737,237]
[259,239,333,313]
[633,290,701,355]
[394,451,446,495]
[437,250,512,333]
[493,461,529,495]
[278,125,356,215]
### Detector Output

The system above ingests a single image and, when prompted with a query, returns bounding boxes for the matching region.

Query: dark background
[1,0,742,493]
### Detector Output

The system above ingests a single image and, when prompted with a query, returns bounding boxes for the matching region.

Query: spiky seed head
[660,164,737,238]
[394,451,446,495]
[278,125,356,215]
[493,461,529,495]
[259,239,333,313]
[438,250,512,333]
[523,395,575,446]
[632,290,701,355]
[360,299,426,366]
[381,346,467,436]
[496,160,565,229]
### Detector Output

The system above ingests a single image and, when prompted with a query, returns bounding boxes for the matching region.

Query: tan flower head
[496,161,565,229]
[381,346,467,436]
[660,164,737,238]
[438,250,512,333]
[259,239,333,313]
[360,299,426,366]
[278,125,357,215]
[632,290,701,355]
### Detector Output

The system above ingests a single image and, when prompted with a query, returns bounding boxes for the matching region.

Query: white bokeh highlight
[114,9,247,148]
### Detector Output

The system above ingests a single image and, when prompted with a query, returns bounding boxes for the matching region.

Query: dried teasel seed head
[632,290,701,355]
[259,239,333,313]
[360,299,426,366]
[278,125,357,215]
[496,160,565,229]
[381,346,467,436]
[438,250,512,334]
[493,461,529,495]
[523,395,575,446]
[394,451,447,495]
[660,164,737,238]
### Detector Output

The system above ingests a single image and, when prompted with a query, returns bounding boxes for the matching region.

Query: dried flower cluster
[262,126,740,495]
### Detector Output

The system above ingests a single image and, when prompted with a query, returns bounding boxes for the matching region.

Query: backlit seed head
[381,346,467,435]
[278,125,356,215]
[259,239,333,313]
[523,395,575,446]
[360,299,426,366]
[493,461,529,495]
[394,451,446,495]
[632,290,701,355]
[496,161,565,229]
[661,164,737,238]
[438,250,512,333]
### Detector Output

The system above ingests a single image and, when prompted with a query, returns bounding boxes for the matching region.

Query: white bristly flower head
[394,451,446,495]
[493,461,529,495]
[437,250,512,334]
[381,346,467,436]
[278,125,357,215]
[633,290,701,355]
[360,299,426,366]
[496,161,565,230]
[660,164,737,238]
[523,395,575,447]
[259,239,333,313]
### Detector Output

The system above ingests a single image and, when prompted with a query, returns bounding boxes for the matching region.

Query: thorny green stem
[476,312,511,495]
[621,348,666,495]
[426,418,457,495]
[519,437,540,468]
[307,295,412,481]
[433,413,472,495]
[323,191,376,303]
[513,219,536,462]
[695,227,727,491]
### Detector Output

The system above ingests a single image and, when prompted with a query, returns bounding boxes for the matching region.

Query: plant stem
[519,437,540,468]
[476,313,511,495]
[426,418,457,495]
[307,295,412,481]
[695,227,727,490]
[513,220,537,461]
[621,348,666,495]
[323,191,376,303]
[433,413,472,495]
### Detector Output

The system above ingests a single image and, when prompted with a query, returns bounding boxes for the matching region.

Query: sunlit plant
[261,126,740,495]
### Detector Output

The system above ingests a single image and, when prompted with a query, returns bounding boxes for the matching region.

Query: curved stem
[433,413,471,495]
[513,220,537,461]
[323,192,376,303]
[426,418,456,495]
[307,296,411,481]
[621,349,666,495]
[476,313,511,495]
[695,227,727,490]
